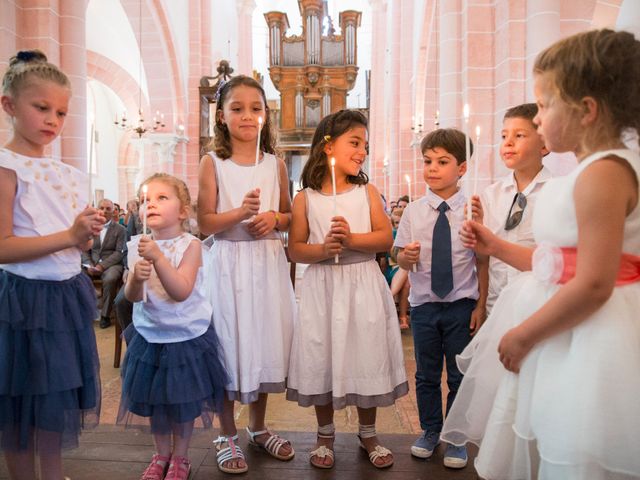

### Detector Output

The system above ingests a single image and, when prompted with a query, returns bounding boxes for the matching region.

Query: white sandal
[213,434,249,474]
[246,427,295,461]
[309,423,335,469]
[358,423,394,469]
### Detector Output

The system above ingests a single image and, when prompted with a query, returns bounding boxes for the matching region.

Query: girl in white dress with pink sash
[441,29,640,480]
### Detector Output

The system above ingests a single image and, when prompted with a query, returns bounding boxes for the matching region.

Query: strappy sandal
[213,434,249,474]
[165,455,191,480]
[309,423,335,469]
[246,427,295,461]
[140,453,170,479]
[358,424,394,469]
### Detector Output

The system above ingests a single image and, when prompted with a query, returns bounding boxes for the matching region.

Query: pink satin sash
[558,248,640,285]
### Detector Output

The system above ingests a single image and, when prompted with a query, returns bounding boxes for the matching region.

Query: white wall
[87,80,126,204]
[161,0,189,98]
[86,0,149,102]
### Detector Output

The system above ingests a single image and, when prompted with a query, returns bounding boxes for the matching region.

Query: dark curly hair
[207,75,276,159]
[301,109,369,190]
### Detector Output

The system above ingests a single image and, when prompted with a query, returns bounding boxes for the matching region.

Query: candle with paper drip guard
[141,184,148,302]
[463,104,472,221]
[404,174,417,272]
[330,157,339,264]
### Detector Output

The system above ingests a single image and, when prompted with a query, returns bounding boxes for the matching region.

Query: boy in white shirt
[477,103,550,312]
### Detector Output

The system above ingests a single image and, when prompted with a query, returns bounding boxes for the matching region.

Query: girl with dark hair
[287,110,408,470]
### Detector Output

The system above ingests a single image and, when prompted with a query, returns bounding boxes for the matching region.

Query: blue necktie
[431,201,453,298]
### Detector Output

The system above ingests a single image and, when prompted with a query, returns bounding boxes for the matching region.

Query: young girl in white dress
[287,110,408,470]
[441,29,640,479]
[197,75,296,474]
[0,50,104,480]
[119,173,228,480]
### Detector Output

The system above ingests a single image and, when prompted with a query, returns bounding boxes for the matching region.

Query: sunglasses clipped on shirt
[505,192,527,231]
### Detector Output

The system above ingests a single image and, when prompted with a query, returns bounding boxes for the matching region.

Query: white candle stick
[404,174,412,202]
[141,184,148,302]
[88,122,95,206]
[404,174,417,272]
[473,125,481,200]
[255,116,263,167]
[463,104,472,221]
[330,157,339,264]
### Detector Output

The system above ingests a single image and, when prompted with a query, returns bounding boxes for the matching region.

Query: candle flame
[331,157,336,167]
[142,185,148,194]
[463,104,470,120]
[258,116,263,126]
[475,125,481,138]
[404,174,411,183]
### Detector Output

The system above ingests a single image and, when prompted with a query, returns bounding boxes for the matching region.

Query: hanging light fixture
[114,0,166,138]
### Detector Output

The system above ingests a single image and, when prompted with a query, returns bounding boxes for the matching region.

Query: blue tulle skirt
[117,324,228,435]
[0,271,101,452]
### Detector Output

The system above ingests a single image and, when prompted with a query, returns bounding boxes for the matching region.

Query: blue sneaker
[443,443,467,469]
[411,430,440,458]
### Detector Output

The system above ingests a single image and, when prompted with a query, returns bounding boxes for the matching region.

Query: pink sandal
[140,453,170,480]
[165,455,191,480]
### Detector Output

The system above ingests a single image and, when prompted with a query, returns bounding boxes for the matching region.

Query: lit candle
[463,104,472,221]
[405,174,412,202]
[141,184,149,302]
[474,125,481,199]
[435,110,440,128]
[330,157,339,264]
[88,121,95,206]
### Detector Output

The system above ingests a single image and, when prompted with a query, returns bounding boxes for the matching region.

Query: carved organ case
[264,0,361,149]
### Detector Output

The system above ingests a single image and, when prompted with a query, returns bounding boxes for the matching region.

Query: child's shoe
[165,455,191,479]
[410,430,440,458]
[140,453,170,480]
[443,443,467,469]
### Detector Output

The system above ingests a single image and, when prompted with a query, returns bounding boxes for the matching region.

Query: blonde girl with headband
[119,173,228,480]
[197,75,296,474]
[442,29,640,479]
[0,50,105,480]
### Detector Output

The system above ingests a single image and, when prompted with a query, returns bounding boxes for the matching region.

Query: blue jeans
[411,298,475,432]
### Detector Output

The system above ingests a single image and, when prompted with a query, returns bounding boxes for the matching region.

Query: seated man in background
[82,198,126,328]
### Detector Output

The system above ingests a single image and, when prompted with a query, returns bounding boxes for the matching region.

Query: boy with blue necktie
[394,128,488,469]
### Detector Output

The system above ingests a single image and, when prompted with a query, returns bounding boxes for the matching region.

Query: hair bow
[16,51,40,62]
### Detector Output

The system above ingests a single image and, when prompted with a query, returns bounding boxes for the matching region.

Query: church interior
[1,0,640,478]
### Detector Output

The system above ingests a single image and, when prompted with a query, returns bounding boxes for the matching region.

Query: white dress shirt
[481,167,553,311]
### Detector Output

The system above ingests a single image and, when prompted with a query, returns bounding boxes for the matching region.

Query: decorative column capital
[236,0,256,16]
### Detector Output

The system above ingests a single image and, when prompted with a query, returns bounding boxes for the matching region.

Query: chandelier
[113,0,166,138]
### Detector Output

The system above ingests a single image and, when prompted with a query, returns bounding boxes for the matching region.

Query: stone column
[59,0,89,170]
[237,0,256,75]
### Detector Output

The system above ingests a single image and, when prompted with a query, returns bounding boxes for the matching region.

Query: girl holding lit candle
[287,110,408,470]
[0,49,105,480]
[197,75,296,474]
[122,173,228,479]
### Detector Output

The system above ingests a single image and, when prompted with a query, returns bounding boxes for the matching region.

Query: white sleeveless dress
[207,152,296,404]
[441,149,640,479]
[287,185,408,409]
